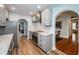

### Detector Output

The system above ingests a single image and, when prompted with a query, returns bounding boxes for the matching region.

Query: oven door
[32,33,38,45]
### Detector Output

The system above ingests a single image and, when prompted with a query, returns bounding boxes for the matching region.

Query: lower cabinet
[29,31,32,39]
[38,34,52,53]
[7,33,17,55]
[7,39,14,55]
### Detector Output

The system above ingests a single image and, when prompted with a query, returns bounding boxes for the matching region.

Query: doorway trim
[17,19,28,46]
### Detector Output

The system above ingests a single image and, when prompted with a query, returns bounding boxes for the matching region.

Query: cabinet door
[29,31,32,39]
[46,35,52,51]
[38,34,53,52]
[0,7,6,26]
[38,35,45,47]
[39,38,47,52]
[42,9,52,26]
[38,34,48,52]
[40,44,47,52]
[44,10,50,25]
[42,9,47,25]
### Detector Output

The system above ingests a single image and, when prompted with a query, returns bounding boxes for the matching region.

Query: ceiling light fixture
[37,5,41,9]
[12,7,15,10]
[0,4,5,8]
[30,12,33,15]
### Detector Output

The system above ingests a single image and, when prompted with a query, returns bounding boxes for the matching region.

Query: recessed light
[12,7,15,10]
[30,12,33,15]
[0,4,5,8]
[37,5,41,9]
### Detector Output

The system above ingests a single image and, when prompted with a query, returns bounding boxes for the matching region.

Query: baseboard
[59,36,69,39]
[59,35,69,39]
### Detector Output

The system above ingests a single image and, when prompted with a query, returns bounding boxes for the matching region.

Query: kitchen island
[0,34,13,55]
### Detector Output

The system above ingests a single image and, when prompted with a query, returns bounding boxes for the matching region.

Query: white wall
[9,13,32,39]
[24,20,28,36]
[56,16,70,38]
[52,4,79,50]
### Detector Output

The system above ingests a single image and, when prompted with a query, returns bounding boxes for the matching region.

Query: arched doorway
[55,10,78,55]
[18,19,28,38]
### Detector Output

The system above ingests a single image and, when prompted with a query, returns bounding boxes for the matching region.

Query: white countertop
[0,34,13,55]
[38,31,53,36]
[29,29,37,32]
[29,29,53,36]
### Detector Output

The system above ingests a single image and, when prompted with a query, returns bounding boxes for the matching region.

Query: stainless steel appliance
[32,32,38,45]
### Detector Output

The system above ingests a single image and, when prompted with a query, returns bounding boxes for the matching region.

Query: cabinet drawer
[38,35,46,41]
[38,40,46,47]
[40,44,47,52]
[38,34,52,52]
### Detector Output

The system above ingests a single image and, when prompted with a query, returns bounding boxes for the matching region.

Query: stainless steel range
[32,32,38,45]
[32,30,44,45]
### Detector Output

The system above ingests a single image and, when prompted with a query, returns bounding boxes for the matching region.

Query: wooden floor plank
[12,36,45,55]
[56,36,78,55]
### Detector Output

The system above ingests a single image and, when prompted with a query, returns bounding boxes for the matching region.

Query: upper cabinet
[0,7,8,26]
[41,8,52,26]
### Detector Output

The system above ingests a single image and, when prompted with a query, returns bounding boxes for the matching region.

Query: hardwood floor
[12,36,45,55]
[56,36,78,55]
[12,35,78,55]
[78,43,79,55]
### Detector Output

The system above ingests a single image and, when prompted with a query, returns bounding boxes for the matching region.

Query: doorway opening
[18,19,28,38]
[55,10,78,55]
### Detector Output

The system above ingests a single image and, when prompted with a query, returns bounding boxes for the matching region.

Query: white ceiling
[5,4,52,16]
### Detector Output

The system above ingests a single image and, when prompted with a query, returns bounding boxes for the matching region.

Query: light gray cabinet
[38,34,52,52]
[29,31,32,39]
[8,38,14,55]
[0,7,7,26]
[42,8,52,26]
